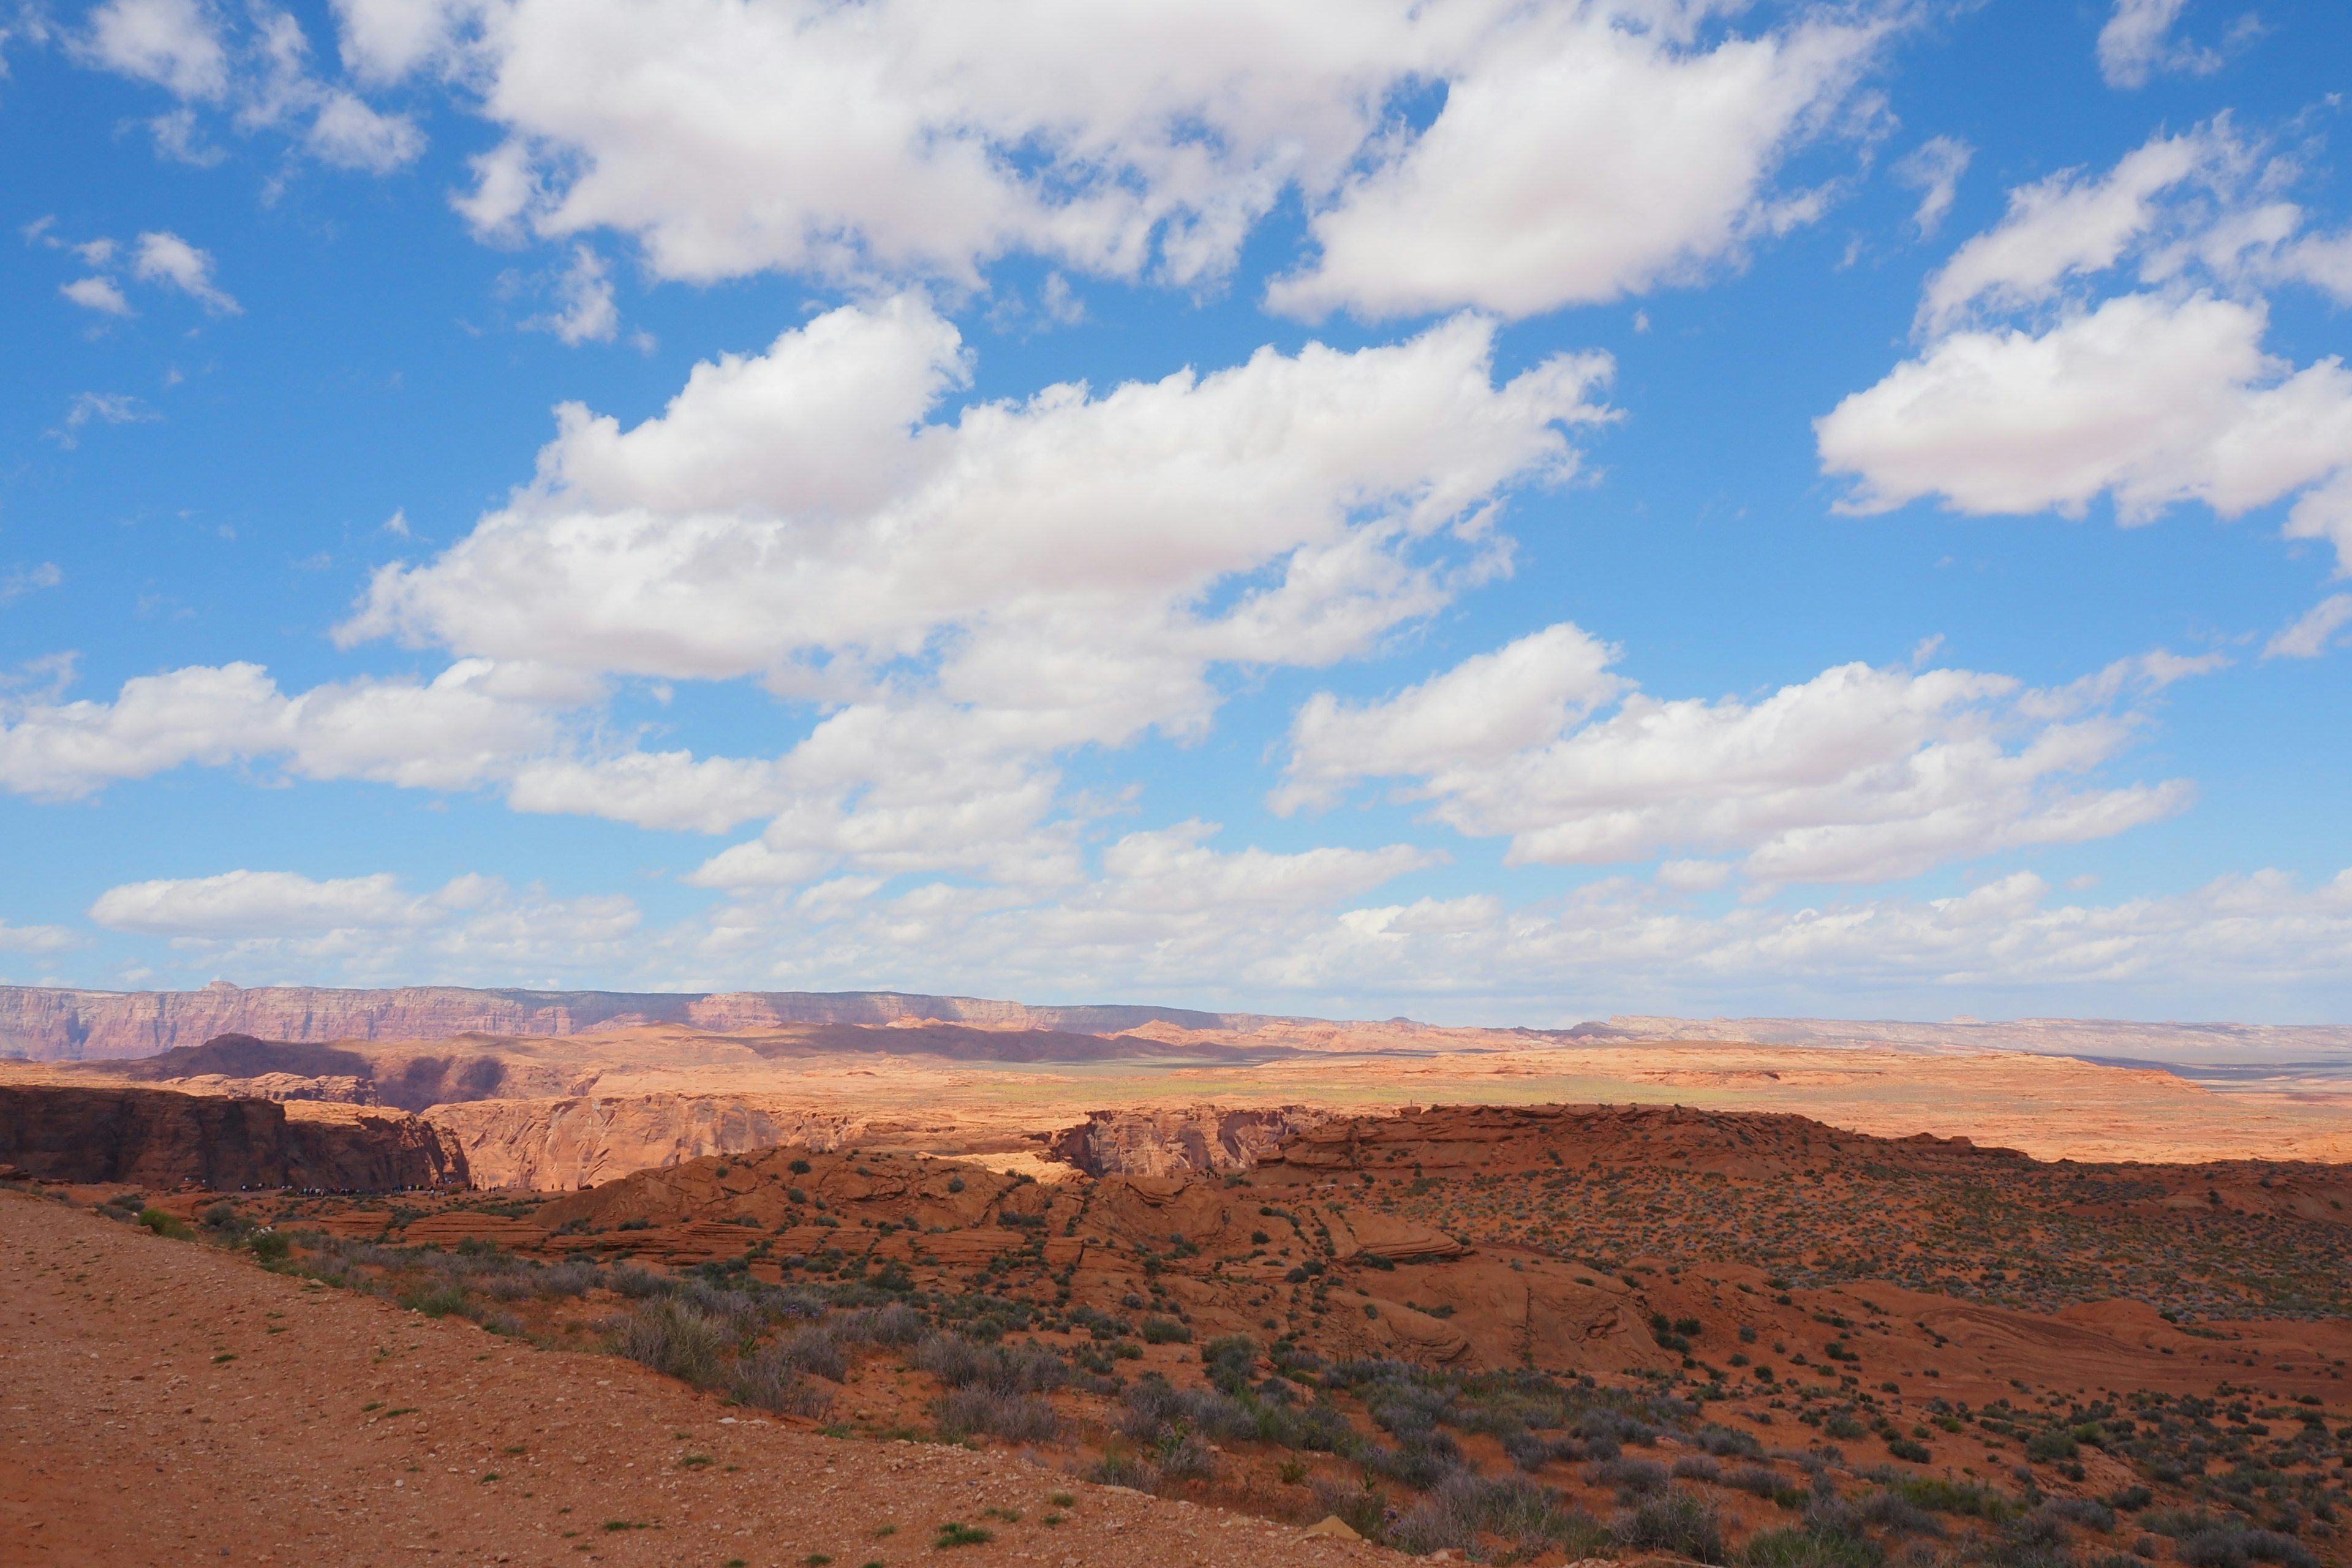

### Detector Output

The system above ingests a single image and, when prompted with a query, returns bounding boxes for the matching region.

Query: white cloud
[92,869,424,938]
[1272,623,1624,814]
[1893,135,1972,239]
[1280,630,2199,887]
[2264,594,2352,660]
[61,276,133,315]
[0,919,80,955]
[132,230,240,314]
[1916,126,2220,334]
[88,868,641,981]
[0,564,63,608]
[328,0,1885,308]
[306,89,425,170]
[50,392,155,447]
[1268,11,1882,319]
[1818,292,2352,567]
[0,658,566,801]
[673,856,2352,1018]
[2096,0,2219,90]
[528,246,620,345]
[80,0,228,100]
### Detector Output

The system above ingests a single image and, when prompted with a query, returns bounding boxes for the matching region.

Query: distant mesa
[0,982,1257,1063]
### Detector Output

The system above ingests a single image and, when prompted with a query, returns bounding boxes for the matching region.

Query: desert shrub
[1120,1379,1252,1444]
[1250,1396,1359,1454]
[772,1326,849,1382]
[1895,1477,2016,1520]
[935,1385,1058,1444]
[2174,1525,2320,1568]
[248,1231,291,1264]
[1675,1455,1724,1482]
[621,1297,727,1387]
[2026,1429,2081,1463]
[1738,1526,1885,1568]
[2040,1498,2117,1534]
[1139,1315,1190,1344]
[1366,1429,1467,1490]
[1613,1485,1726,1563]
[137,1208,193,1239]
[1728,1464,1796,1499]
[1087,1447,1155,1489]
[1392,1472,1605,1558]
[538,1259,601,1297]
[1855,1490,1945,1538]
[1589,1455,1671,1499]
[606,1264,669,1299]
[401,1283,470,1317]
[1149,1429,1216,1481]
[1504,1430,1586,1472]
[912,1333,1066,1396]
[1698,1423,1766,1458]
[846,1300,927,1346]
[1200,1335,1258,1392]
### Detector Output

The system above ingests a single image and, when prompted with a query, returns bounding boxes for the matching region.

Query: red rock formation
[0,1084,467,1191]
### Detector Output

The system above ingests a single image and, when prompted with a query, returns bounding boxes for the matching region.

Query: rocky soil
[0,1185,1397,1567]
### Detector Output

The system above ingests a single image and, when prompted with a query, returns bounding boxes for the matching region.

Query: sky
[2,0,2350,1023]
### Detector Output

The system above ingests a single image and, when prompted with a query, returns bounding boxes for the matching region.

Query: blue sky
[3,0,2350,1022]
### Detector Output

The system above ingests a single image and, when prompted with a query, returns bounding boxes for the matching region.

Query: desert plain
[5,983,2352,1567]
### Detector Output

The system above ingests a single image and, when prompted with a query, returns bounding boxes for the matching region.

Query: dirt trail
[0,1189,1393,1567]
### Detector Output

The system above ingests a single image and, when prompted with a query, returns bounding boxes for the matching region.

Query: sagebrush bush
[1613,1485,1726,1564]
[935,1385,1058,1444]
[621,1297,727,1387]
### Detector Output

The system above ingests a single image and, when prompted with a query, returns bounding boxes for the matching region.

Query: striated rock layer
[1044,1105,1335,1177]
[0,1083,467,1191]
[0,982,1251,1062]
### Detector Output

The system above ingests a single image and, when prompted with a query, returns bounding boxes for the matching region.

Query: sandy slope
[0,1189,1391,1568]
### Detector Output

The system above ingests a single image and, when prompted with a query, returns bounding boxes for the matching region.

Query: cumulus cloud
[50,392,155,447]
[74,0,424,173]
[1268,10,1881,319]
[0,658,567,801]
[324,0,1884,308]
[306,89,425,170]
[1819,293,2352,554]
[1279,628,2200,887]
[1822,125,2352,570]
[326,295,1611,876]
[2096,0,2220,90]
[2264,594,2352,660]
[79,0,229,99]
[89,868,641,981]
[672,856,2352,1018]
[132,230,239,314]
[61,276,133,315]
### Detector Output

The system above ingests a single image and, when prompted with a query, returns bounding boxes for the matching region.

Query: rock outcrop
[0,982,1253,1061]
[1044,1105,1336,1177]
[422,1095,876,1191]
[0,1084,468,1190]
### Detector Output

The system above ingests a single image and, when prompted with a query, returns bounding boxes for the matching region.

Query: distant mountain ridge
[0,982,1258,1062]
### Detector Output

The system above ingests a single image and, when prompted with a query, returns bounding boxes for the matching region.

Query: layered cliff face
[0,983,1250,1061]
[1042,1106,1335,1177]
[423,1095,874,1190]
[0,1084,468,1191]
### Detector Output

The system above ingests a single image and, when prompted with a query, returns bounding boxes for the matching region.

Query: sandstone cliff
[1044,1105,1336,1177]
[0,982,1251,1061]
[0,1084,469,1191]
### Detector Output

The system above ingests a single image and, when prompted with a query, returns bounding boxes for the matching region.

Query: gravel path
[0,1188,1399,1567]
